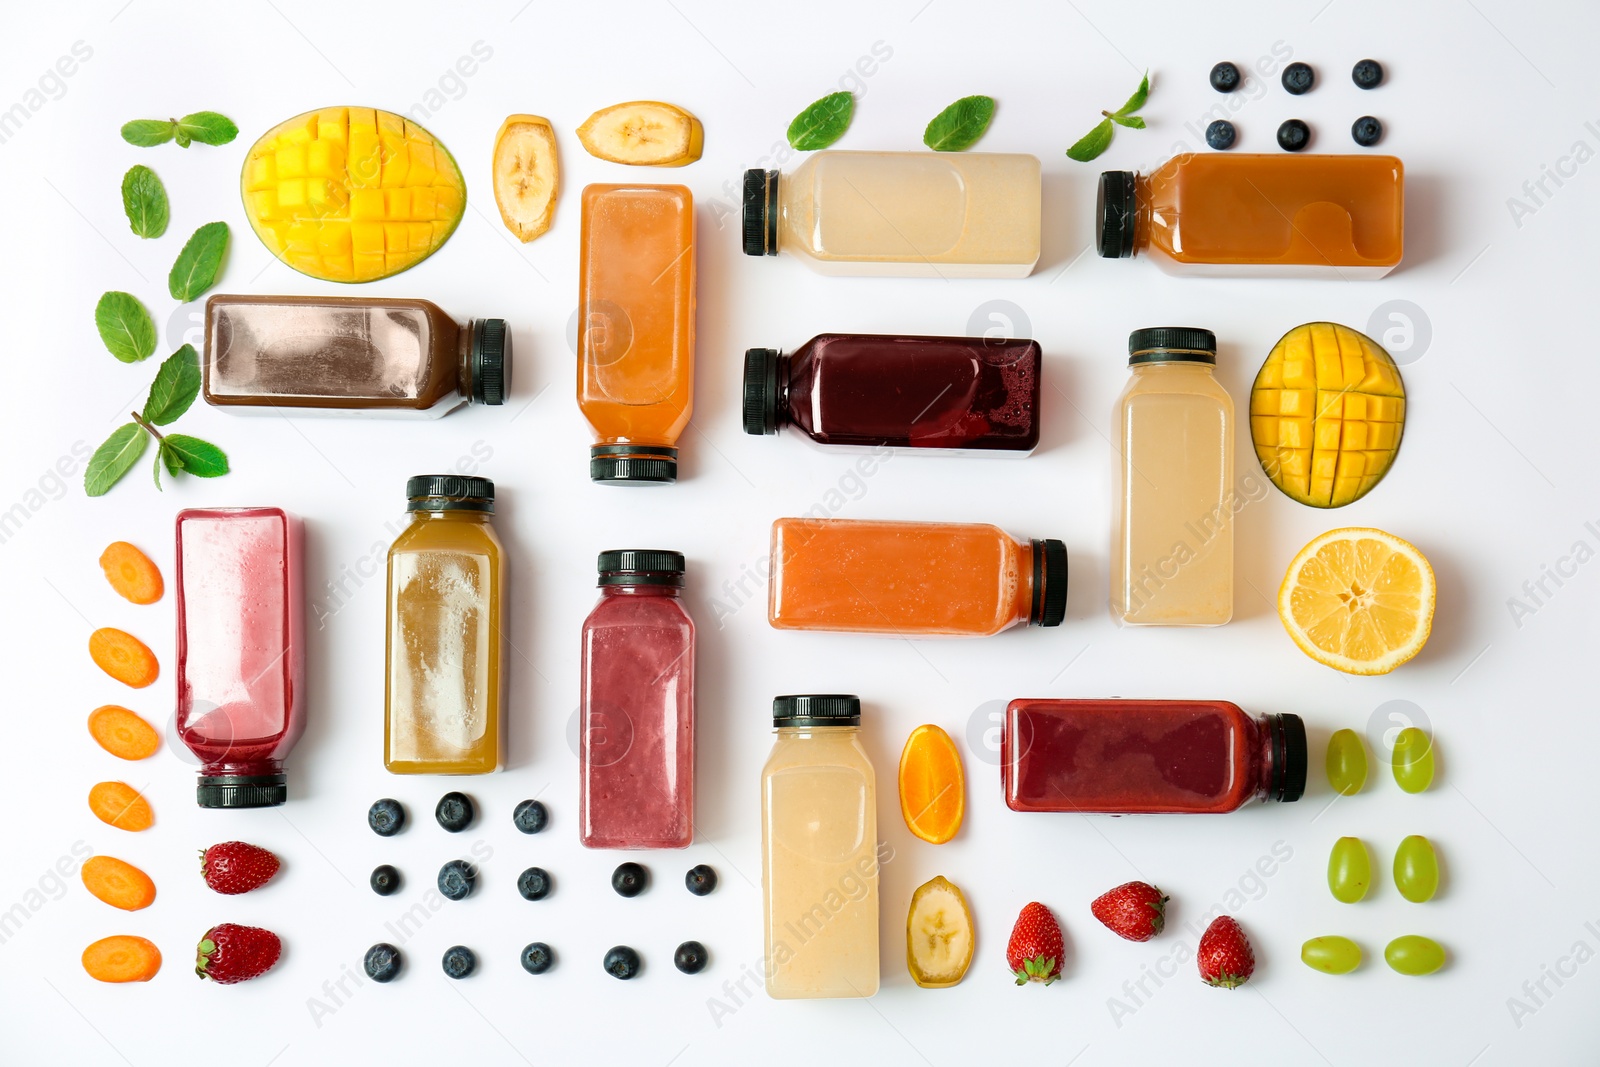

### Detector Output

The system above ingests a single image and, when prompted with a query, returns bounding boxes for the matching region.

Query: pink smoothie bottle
[175,507,305,808]
[579,550,695,849]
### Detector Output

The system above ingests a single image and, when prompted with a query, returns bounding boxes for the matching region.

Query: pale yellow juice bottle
[761,695,879,999]
[743,151,1040,277]
[1111,328,1234,625]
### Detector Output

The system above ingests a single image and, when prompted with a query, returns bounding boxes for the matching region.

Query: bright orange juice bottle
[577,184,696,484]
[768,518,1067,636]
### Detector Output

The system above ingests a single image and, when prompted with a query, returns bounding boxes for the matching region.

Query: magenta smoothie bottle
[579,550,695,849]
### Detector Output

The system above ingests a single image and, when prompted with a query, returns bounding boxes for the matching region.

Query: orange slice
[898,724,964,844]
[1279,527,1435,675]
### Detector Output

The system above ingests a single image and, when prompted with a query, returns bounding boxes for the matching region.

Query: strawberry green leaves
[120,111,238,149]
[168,222,229,302]
[1067,71,1150,162]
[924,96,996,152]
[787,92,854,151]
[120,165,169,239]
[95,292,157,363]
[86,345,228,496]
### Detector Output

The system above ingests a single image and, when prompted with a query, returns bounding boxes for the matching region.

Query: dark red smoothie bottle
[743,333,1041,451]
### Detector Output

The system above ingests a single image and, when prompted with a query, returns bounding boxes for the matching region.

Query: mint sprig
[120,111,238,149]
[168,221,229,302]
[95,291,157,363]
[924,96,996,152]
[1067,71,1149,162]
[121,165,169,238]
[86,344,228,496]
[787,92,854,151]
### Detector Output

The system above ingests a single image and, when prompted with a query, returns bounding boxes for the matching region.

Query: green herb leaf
[121,119,174,147]
[1114,72,1150,118]
[142,344,201,426]
[152,447,164,490]
[1066,118,1115,162]
[787,92,854,151]
[923,95,996,152]
[120,165,169,239]
[1109,113,1146,129]
[160,440,185,476]
[176,111,238,146]
[85,423,149,496]
[94,291,157,363]
[163,434,229,477]
[168,221,229,302]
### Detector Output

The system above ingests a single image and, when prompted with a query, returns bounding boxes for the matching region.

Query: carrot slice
[88,628,159,689]
[87,705,160,761]
[82,856,157,911]
[99,542,164,605]
[88,781,153,832]
[82,935,162,982]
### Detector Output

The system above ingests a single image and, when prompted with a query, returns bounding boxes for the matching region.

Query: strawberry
[1091,881,1168,942]
[1006,901,1064,986]
[200,841,280,895]
[195,924,281,984]
[1197,916,1255,988]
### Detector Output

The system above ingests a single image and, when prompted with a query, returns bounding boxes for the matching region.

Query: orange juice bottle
[577,184,696,484]
[1097,154,1403,277]
[768,518,1067,636]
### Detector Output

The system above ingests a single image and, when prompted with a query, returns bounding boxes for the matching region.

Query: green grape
[1392,727,1434,793]
[1327,836,1371,902]
[1325,728,1368,795]
[1394,835,1439,902]
[1385,935,1446,975]
[1301,936,1362,974]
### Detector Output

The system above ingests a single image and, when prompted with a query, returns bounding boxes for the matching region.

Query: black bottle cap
[743,348,781,435]
[1128,327,1217,366]
[1030,539,1069,627]
[470,319,510,405]
[1096,171,1137,258]
[773,694,861,728]
[197,774,286,809]
[406,475,494,512]
[598,549,686,587]
[590,445,677,485]
[742,169,778,256]
[1269,713,1308,802]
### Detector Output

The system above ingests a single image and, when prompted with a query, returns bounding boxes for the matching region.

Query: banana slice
[906,875,974,988]
[576,101,703,167]
[492,115,559,242]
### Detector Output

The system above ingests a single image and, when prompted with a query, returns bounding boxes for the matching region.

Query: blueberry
[370,864,401,896]
[603,945,640,980]
[674,940,708,975]
[611,862,647,898]
[1352,58,1384,90]
[521,942,554,975]
[1205,120,1237,151]
[685,864,718,896]
[517,866,550,901]
[364,943,402,983]
[1277,119,1311,152]
[437,859,476,901]
[441,945,476,979]
[1351,115,1384,147]
[512,799,548,835]
[368,798,405,837]
[1209,62,1241,93]
[435,791,474,832]
[1282,62,1315,95]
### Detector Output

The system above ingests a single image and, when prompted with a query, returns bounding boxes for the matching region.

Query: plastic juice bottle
[761,695,879,999]
[1002,699,1307,813]
[204,294,509,415]
[743,334,1042,452]
[175,507,304,808]
[384,476,505,774]
[1097,153,1404,277]
[1111,328,1234,626]
[580,550,695,849]
[578,184,696,484]
[768,518,1067,636]
[743,151,1041,278]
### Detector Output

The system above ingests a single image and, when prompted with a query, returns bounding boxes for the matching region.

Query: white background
[3,1,1597,1063]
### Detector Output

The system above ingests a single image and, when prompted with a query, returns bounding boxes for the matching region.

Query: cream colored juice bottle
[1111,328,1234,625]
[743,151,1040,277]
[761,695,879,999]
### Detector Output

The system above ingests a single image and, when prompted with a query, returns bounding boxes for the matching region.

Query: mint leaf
[85,423,149,496]
[1066,118,1115,162]
[176,111,237,146]
[142,344,201,426]
[169,221,229,302]
[923,95,996,152]
[163,434,229,478]
[152,448,164,490]
[120,165,169,239]
[160,440,184,476]
[121,119,174,147]
[1110,113,1146,129]
[787,92,854,151]
[1113,72,1150,119]
[95,291,157,363]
